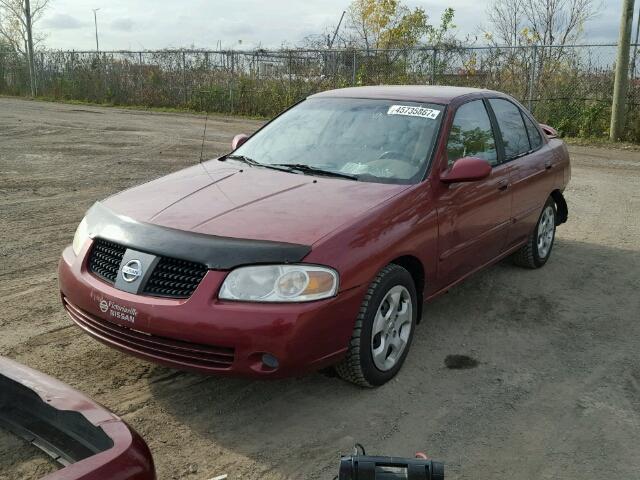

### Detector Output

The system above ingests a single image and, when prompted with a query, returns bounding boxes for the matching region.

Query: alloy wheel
[370,285,413,372]
[537,205,555,258]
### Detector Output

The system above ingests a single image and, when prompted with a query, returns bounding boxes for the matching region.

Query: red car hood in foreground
[0,356,155,480]
[103,160,410,245]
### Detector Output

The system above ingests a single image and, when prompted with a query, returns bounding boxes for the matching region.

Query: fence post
[430,48,438,85]
[288,49,292,99]
[71,50,75,95]
[528,45,538,112]
[138,52,143,102]
[0,51,4,92]
[39,52,44,92]
[352,51,357,85]
[182,51,187,106]
[230,52,235,113]
[229,51,235,113]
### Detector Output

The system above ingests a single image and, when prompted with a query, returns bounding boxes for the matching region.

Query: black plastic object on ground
[339,453,444,480]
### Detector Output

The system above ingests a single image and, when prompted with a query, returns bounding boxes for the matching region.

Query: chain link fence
[1,44,638,141]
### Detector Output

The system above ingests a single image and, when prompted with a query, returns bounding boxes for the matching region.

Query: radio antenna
[199,113,209,163]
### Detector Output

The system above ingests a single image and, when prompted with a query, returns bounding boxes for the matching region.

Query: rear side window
[522,113,543,150]
[489,99,531,160]
[446,100,498,166]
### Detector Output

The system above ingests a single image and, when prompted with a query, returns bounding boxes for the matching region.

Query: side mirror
[539,123,558,138]
[440,157,491,184]
[231,134,249,150]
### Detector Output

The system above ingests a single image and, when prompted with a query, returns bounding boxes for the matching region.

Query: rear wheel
[513,197,557,268]
[336,264,417,387]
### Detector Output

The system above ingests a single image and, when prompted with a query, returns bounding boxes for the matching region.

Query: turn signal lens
[72,217,90,256]
[305,271,336,294]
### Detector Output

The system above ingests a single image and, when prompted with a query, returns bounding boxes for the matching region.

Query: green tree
[347,0,456,52]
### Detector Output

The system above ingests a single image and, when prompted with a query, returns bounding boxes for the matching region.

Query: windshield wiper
[222,155,294,173]
[222,157,357,180]
[271,163,358,181]
[222,154,263,167]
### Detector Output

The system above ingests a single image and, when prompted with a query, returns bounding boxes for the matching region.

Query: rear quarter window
[522,113,543,150]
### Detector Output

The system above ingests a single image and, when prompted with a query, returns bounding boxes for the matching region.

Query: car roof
[309,85,504,104]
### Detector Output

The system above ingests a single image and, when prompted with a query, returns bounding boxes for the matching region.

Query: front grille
[88,239,126,283]
[63,297,235,370]
[142,256,208,298]
[87,238,208,299]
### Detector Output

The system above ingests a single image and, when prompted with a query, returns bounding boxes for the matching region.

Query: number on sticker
[387,105,440,119]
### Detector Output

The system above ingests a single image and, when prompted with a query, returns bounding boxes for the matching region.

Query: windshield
[233,98,444,184]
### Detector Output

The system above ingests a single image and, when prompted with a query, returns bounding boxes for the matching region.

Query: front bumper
[0,356,155,480]
[59,241,364,378]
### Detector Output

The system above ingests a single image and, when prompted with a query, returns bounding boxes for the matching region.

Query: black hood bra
[83,202,311,269]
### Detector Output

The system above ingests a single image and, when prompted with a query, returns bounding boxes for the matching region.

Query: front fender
[307,182,437,298]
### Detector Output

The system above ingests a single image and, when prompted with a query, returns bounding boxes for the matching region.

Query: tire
[512,197,557,269]
[335,264,417,387]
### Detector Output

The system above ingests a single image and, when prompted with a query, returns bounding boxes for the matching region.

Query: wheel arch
[390,255,425,324]
[550,189,568,225]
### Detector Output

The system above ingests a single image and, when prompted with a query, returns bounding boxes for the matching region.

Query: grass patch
[564,136,640,151]
[0,94,269,121]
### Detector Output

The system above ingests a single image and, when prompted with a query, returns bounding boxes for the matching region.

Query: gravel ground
[1,97,639,480]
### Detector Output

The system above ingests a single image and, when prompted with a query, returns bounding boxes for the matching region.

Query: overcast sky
[38,0,636,51]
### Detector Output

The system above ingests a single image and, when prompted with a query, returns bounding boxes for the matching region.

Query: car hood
[103,160,410,245]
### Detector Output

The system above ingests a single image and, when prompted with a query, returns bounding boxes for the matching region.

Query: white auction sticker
[387,105,440,119]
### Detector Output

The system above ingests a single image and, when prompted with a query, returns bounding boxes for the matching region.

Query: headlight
[219,265,338,302]
[72,217,90,256]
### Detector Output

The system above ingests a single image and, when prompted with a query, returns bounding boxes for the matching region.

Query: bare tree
[0,0,49,56]
[486,0,525,46]
[523,0,597,45]
[486,0,597,46]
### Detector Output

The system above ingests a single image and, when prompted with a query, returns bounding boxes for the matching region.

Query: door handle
[497,180,509,191]
[545,160,553,170]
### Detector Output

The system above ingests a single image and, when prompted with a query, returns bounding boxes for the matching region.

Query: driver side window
[447,100,498,167]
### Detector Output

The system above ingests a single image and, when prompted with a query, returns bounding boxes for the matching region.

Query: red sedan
[59,86,570,387]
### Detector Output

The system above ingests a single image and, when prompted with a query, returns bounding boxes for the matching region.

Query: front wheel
[512,197,557,268]
[335,264,417,387]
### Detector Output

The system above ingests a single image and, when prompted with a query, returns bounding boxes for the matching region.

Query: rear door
[486,98,554,249]
[434,99,513,287]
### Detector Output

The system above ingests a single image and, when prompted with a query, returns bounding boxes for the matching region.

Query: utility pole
[24,0,36,96]
[610,0,636,140]
[93,8,100,52]
[328,11,346,49]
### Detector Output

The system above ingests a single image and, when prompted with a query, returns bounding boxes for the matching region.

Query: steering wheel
[376,150,418,170]
[377,151,407,160]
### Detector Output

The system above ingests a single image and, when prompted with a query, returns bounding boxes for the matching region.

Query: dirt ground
[0,429,58,480]
[1,97,639,480]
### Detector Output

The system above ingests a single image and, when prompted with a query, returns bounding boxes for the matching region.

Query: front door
[434,99,513,288]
